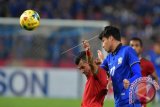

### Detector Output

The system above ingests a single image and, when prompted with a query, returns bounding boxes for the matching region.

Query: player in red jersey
[75,40,108,107]
[129,37,158,107]
[129,37,158,80]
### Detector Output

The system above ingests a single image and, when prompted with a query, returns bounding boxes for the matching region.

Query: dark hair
[130,37,143,47]
[75,51,86,65]
[99,26,121,41]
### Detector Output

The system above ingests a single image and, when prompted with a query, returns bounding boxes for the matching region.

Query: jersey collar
[112,43,122,55]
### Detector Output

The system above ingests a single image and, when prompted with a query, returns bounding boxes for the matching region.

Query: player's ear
[109,35,114,41]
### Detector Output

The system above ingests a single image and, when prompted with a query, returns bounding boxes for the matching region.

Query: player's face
[77,60,91,76]
[153,43,160,54]
[129,40,142,55]
[102,37,112,53]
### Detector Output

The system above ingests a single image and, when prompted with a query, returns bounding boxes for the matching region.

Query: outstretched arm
[82,40,98,74]
[82,40,109,88]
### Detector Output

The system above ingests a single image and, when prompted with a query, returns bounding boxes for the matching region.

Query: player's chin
[106,49,111,53]
[103,48,108,52]
[103,47,110,53]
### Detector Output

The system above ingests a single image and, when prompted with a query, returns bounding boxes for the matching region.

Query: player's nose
[102,43,105,49]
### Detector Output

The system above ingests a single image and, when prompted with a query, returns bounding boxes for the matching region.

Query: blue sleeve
[126,47,142,83]
[100,58,109,72]
[127,47,140,67]
[129,63,142,83]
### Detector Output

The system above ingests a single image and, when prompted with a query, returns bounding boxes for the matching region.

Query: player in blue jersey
[98,26,142,107]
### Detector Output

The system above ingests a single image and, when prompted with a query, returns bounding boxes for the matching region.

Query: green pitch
[0,97,154,107]
[0,97,114,107]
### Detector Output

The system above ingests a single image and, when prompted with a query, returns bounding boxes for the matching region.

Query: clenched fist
[123,79,130,89]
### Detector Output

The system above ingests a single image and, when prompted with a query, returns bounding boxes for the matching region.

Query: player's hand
[82,40,98,73]
[82,40,90,51]
[123,79,130,89]
[97,50,104,63]
[82,40,91,63]
[94,58,101,65]
[107,79,112,90]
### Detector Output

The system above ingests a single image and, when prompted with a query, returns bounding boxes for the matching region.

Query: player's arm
[99,53,110,78]
[124,63,141,89]
[97,50,110,77]
[82,40,108,87]
[124,47,142,89]
[129,63,142,83]
[95,67,109,87]
[147,61,159,82]
[82,40,98,74]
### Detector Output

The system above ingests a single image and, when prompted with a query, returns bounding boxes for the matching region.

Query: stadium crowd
[0,0,160,37]
[0,0,160,67]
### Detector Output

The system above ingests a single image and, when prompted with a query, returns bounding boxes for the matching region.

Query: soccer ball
[20,10,40,31]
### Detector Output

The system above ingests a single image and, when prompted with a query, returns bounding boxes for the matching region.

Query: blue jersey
[101,44,141,106]
[146,50,160,78]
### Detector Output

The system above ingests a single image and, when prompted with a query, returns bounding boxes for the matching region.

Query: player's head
[99,26,121,53]
[153,41,160,54]
[129,37,143,56]
[75,51,91,76]
[151,35,160,54]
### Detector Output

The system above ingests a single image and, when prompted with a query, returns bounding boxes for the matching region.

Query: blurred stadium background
[0,0,160,107]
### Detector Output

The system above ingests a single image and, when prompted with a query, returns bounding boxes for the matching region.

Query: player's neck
[112,41,121,53]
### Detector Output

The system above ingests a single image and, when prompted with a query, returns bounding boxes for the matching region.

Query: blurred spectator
[0,0,160,68]
[121,35,128,45]
[145,35,160,102]
[0,0,159,38]
[0,36,12,59]
[146,36,160,78]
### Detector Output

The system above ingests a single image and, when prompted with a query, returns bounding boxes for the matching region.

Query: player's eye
[130,44,134,47]
[81,66,85,69]
[102,39,105,42]
[78,66,84,70]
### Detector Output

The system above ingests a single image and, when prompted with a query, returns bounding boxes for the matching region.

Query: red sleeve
[94,66,108,87]
[147,61,155,74]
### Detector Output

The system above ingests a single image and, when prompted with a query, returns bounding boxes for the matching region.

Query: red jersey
[140,58,155,107]
[140,58,155,77]
[81,67,108,107]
